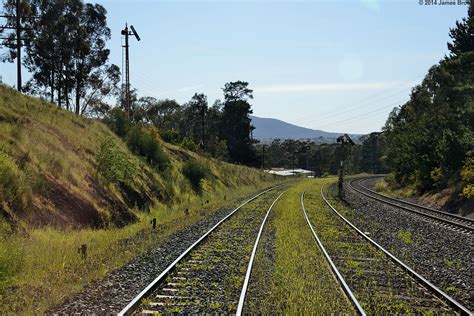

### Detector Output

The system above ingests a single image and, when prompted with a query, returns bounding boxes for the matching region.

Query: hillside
[0,85,272,230]
[250,115,361,143]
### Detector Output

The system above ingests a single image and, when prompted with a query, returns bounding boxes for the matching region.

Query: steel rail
[118,184,287,316]
[321,185,472,316]
[357,177,474,225]
[236,190,287,316]
[301,191,366,316]
[348,178,473,232]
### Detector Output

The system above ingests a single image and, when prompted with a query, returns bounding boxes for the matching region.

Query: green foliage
[160,129,181,144]
[396,229,413,245]
[382,6,474,193]
[96,137,136,185]
[182,160,209,191]
[221,81,256,165]
[255,139,371,176]
[125,125,169,171]
[104,108,131,138]
[180,137,199,152]
[460,157,474,198]
[12,0,120,114]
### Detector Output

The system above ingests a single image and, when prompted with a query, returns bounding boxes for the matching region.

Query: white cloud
[254,81,412,94]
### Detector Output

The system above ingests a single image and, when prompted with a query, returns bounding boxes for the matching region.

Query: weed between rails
[136,192,282,314]
[309,183,442,315]
[245,179,352,314]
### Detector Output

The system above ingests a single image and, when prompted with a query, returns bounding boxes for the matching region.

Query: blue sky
[0,0,469,133]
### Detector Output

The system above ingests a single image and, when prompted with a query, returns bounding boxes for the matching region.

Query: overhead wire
[293,79,418,125]
[298,85,413,125]
[316,98,408,129]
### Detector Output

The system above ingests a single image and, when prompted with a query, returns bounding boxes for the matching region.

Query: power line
[299,85,413,126]
[316,98,408,129]
[293,80,418,125]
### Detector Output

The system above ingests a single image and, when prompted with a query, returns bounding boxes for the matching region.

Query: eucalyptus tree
[6,0,120,115]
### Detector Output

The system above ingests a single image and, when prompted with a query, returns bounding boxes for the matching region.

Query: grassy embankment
[246,178,353,314]
[372,177,417,198]
[0,85,280,313]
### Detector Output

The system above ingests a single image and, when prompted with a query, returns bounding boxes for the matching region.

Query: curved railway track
[348,177,474,233]
[301,185,472,315]
[118,185,287,315]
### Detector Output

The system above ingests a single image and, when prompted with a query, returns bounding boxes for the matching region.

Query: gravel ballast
[48,188,278,315]
[339,184,473,310]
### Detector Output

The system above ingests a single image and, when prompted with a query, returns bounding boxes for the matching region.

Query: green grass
[246,179,353,314]
[396,229,413,245]
[0,84,283,313]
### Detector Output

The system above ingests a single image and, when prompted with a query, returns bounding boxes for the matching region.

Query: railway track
[118,185,287,315]
[348,177,474,233]
[301,185,472,315]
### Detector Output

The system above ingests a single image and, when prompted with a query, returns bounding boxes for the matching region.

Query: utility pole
[0,0,33,92]
[15,0,21,92]
[121,23,140,119]
[262,144,265,170]
[201,105,205,151]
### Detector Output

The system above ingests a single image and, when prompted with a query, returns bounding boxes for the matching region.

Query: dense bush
[96,137,136,185]
[182,160,209,191]
[125,125,170,171]
[160,129,181,144]
[180,137,199,152]
[103,108,130,138]
[461,157,474,199]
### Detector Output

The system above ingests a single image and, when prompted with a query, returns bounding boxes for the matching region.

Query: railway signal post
[121,23,141,119]
[336,134,355,198]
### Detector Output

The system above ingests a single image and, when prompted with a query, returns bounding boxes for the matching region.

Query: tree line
[254,133,388,176]
[381,4,473,198]
[1,0,120,115]
[105,81,257,166]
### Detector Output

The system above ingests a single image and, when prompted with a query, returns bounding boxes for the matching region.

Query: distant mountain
[250,115,362,143]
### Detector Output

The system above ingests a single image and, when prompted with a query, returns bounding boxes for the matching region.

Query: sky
[0,0,469,134]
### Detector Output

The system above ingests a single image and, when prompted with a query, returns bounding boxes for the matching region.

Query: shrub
[160,129,181,144]
[96,137,136,185]
[180,137,199,152]
[182,160,209,191]
[103,108,130,138]
[125,125,169,171]
[460,157,474,199]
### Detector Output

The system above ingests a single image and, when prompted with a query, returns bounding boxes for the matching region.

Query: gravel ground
[134,191,282,314]
[48,189,274,315]
[338,184,473,311]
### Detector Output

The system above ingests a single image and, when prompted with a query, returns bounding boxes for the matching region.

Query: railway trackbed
[302,185,472,315]
[348,177,474,233]
[118,185,288,315]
